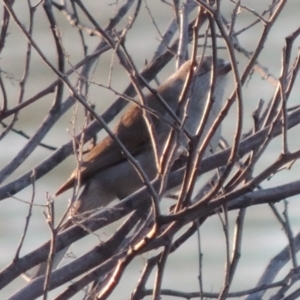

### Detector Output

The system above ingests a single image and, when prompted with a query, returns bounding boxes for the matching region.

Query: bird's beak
[218,61,232,75]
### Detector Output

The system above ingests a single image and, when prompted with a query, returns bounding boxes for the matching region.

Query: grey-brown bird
[32,56,231,278]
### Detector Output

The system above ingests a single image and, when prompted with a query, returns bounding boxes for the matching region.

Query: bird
[32,56,231,278]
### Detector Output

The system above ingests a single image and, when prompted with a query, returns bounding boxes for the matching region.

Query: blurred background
[1,1,300,299]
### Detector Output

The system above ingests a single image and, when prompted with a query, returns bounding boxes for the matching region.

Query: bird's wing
[55,104,153,195]
[55,74,186,196]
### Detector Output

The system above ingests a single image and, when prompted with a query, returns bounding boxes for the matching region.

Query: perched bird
[33,56,231,278]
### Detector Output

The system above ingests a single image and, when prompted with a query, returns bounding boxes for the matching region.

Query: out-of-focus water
[1,1,300,299]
